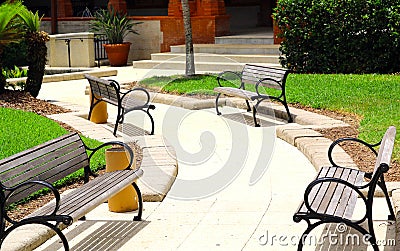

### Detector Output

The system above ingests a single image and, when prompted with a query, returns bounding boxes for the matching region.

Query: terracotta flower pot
[103,42,131,66]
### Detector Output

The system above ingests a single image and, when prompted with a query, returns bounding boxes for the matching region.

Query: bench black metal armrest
[121,87,150,103]
[328,137,380,168]
[216,70,243,88]
[121,87,155,112]
[3,180,62,224]
[254,77,284,100]
[303,177,368,222]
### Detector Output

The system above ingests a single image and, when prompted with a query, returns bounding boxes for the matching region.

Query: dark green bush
[2,41,28,68]
[273,0,400,73]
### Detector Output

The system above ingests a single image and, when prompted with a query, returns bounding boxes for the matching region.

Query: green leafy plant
[18,7,49,97]
[0,1,25,94]
[2,65,27,90]
[2,65,28,79]
[89,7,141,44]
[273,0,400,73]
[2,41,28,68]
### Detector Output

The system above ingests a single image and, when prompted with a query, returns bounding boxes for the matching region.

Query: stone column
[168,0,183,16]
[57,0,73,17]
[108,0,127,14]
[198,0,226,16]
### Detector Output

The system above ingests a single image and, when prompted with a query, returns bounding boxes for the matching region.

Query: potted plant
[90,7,140,66]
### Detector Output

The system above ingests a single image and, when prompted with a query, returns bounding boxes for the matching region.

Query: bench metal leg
[146,109,155,135]
[132,182,143,221]
[282,101,293,123]
[215,93,222,115]
[1,221,70,251]
[113,106,124,136]
[378,178,396,221]
[88,99,102,121]
[297,220,324,251]
[252,100,262,127]
[245,100,251,112]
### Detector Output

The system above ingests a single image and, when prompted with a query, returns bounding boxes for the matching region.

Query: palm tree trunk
[25,31,49,98]
[181,0,195,76]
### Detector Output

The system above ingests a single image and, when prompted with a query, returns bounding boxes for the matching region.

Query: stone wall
[41,19,162,62]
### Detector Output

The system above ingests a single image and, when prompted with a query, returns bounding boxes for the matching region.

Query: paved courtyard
[2,67,398,250]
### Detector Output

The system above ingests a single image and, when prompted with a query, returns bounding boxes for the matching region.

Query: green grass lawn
[0,107,107,205]
[139,73,400,163]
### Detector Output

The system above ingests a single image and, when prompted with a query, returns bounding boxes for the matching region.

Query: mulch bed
[1,90,398,222]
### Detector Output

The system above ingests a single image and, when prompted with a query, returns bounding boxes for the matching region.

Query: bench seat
[214,64,293,126]
[213,87,260,100]
[295,166,364,221]
[0,132,143,250]
[29,169,143,222]
[293,126,396,251]
[85,74,155,136]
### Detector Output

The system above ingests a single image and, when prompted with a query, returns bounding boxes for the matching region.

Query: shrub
[2,41,28,68]
[273,0,400,73]
[2,65,27,90]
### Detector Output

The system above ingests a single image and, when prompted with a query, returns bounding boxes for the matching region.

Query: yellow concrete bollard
[89,90,108,124]
[105,147,139,212]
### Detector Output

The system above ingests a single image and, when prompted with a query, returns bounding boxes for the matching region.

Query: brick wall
[160,15,229,52]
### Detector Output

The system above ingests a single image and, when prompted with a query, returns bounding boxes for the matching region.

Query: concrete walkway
[3,66,398,250]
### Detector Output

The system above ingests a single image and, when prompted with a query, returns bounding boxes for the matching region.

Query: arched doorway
[224,0,275,32]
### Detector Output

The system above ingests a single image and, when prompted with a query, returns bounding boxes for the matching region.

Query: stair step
[170,44,280,55]
[150,53,280,64]
[131,60,280,72]
[215,35,274,45]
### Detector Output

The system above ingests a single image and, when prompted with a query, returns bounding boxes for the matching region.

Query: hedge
[273,0,400,73]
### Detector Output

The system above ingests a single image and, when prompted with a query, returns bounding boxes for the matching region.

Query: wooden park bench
[0,132,143,250]
[293,126,396,250]
[85,74,155,136]
[214,64,293,126]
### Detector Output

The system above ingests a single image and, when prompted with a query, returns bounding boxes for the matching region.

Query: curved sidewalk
[4,67,397,250]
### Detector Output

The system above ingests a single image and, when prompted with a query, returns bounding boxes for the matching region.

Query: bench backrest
[85,74,120,104]
[241,64,289,90]
[372,126,396,176]
[0,133,89,206]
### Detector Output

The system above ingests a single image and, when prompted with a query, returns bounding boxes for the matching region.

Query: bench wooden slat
[293,126,396,250]
[2,143,86,187]
[373,126,396,175]
[329,169,360,219]
[309,167,337,212]
[213,87,256,100]
[5,155,89,206]
[324,168,351,216]
[297,166,331,214]
[315,167,345,214]
[342,170,364,219]
[29,169,143,221]
[0,134,83,182]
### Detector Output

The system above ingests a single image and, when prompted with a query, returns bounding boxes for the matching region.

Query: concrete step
[150,53,280,64]
[131,60,280,72]
[170,44,280,55]
[215,35,274,45]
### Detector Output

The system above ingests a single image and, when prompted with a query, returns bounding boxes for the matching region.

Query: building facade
[13,0,276,60]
